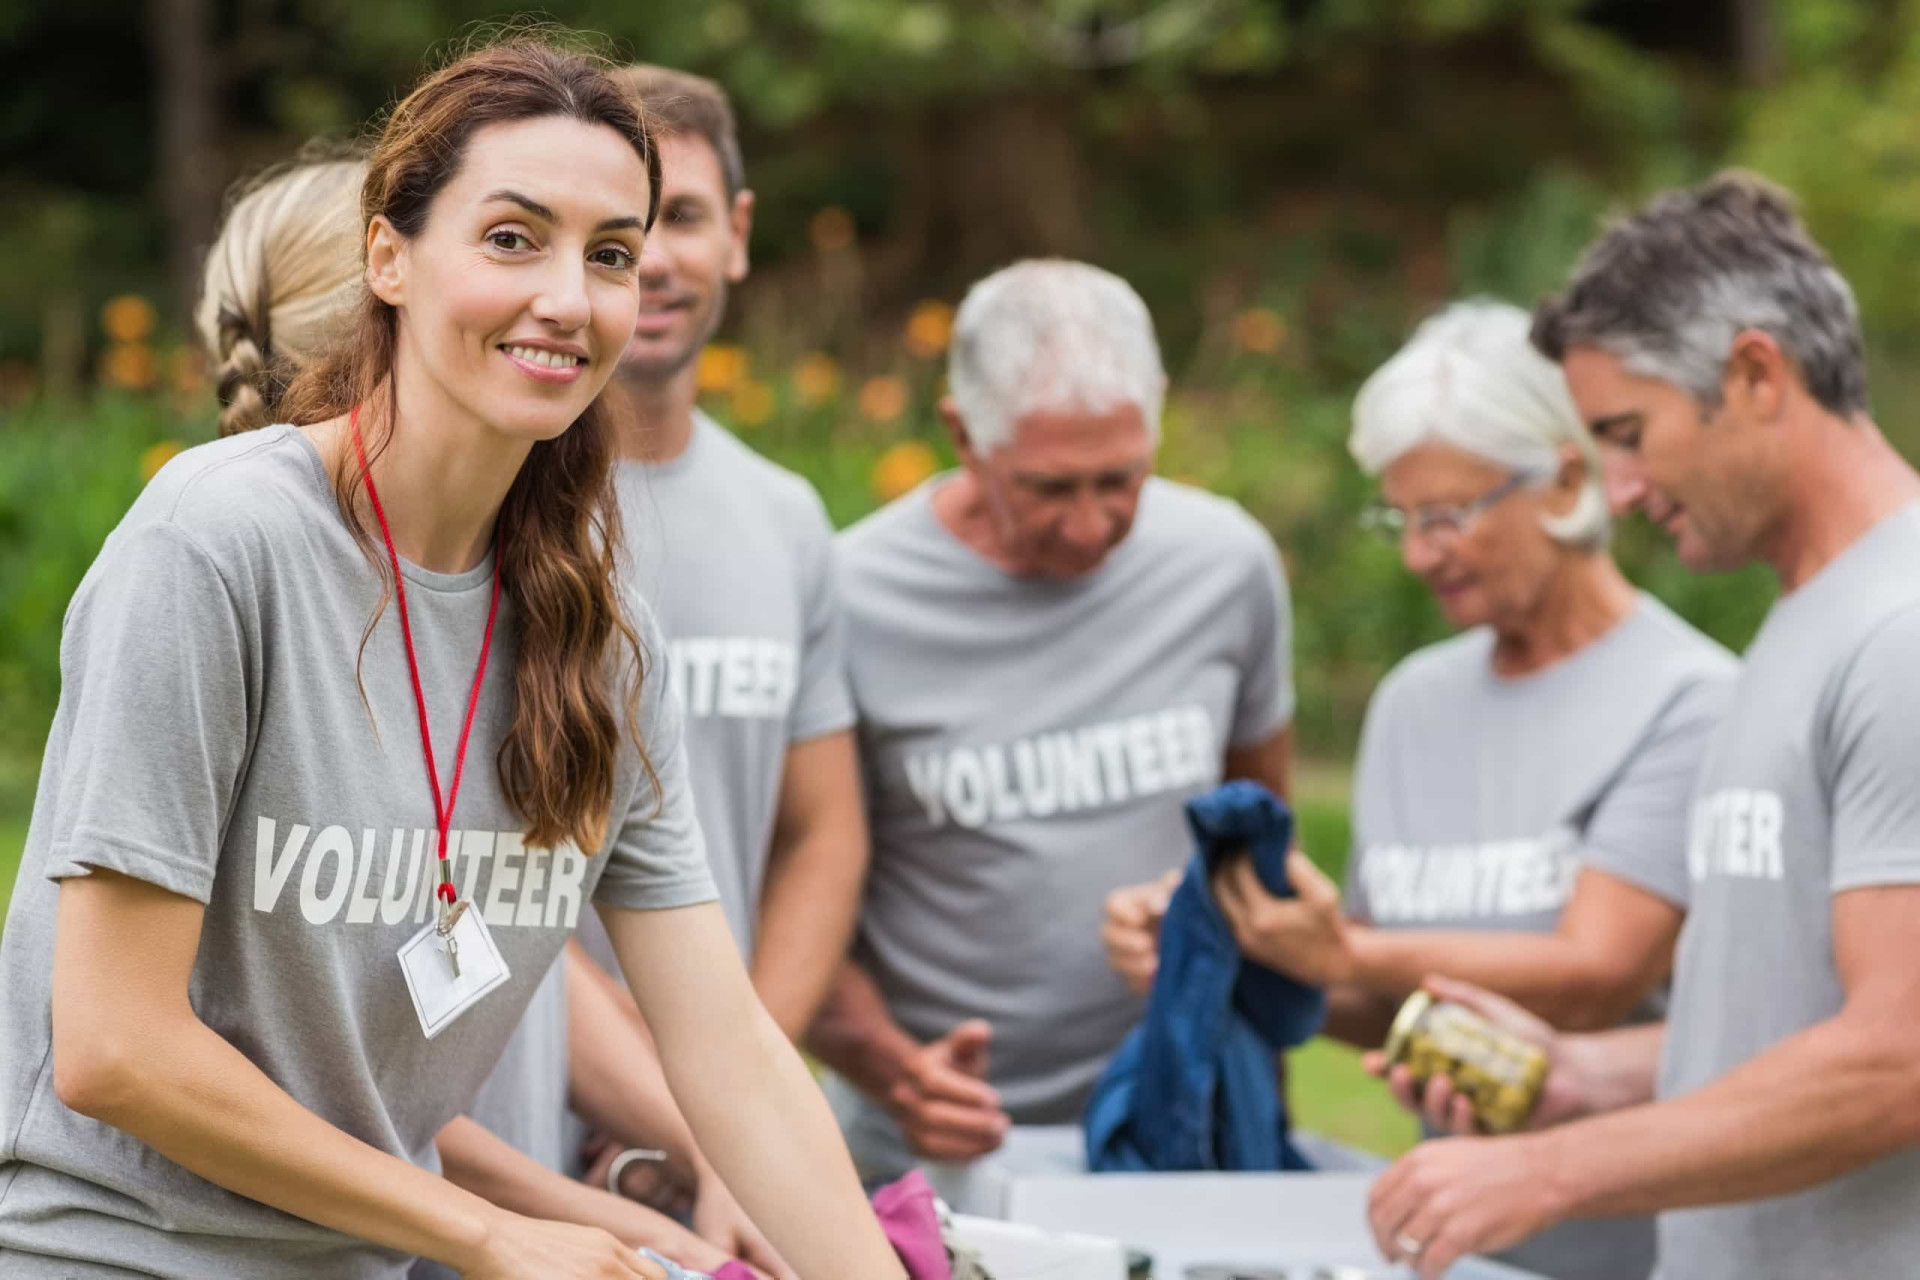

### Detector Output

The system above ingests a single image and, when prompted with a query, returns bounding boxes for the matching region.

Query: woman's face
[369,114,650,444]
[1379,438,1576,632]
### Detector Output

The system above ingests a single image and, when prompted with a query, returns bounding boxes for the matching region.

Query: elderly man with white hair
[1104,300,1736,1280]
[806,259,1299,1187]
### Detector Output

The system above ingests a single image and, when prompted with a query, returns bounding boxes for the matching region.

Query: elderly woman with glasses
[1100,301,1736,1280]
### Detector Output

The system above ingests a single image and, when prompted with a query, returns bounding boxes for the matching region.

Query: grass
[0,820,22,929]
[1288,763,1418,1159]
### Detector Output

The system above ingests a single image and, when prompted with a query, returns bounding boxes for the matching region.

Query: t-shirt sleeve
[42,522,252,903]
[1581,671,1734,909]
[786,494,856,744]
[593,601,721,911]
[1229,522,1297,749]
[1826,604,1920,893]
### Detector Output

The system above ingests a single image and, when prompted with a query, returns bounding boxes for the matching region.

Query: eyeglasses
[1360,472,1536,547]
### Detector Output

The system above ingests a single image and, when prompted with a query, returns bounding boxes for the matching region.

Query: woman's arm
[52,869,657,1280]
[1344,868,1683,1030]
[600,900,906,1279]
[1218,860,1683,1033]
[436,1116,731,1272]
[565,944,787,1275]
[565,943,702,1180]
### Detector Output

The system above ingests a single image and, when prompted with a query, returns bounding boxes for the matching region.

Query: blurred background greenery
[5,0,1920,1152]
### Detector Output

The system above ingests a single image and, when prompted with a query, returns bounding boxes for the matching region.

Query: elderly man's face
[968,402,1155,578]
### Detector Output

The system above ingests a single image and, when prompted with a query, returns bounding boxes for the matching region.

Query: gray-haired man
[1366,172,1920,1280]
[808,259,1298,1184]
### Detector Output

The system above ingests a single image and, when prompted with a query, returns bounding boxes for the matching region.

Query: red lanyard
[351,405,503,911]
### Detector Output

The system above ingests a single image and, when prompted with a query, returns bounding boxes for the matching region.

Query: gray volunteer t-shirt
[410,955,570,1280]
[577,411,853,964]
[1346,594,1734,1280]
[1654,503,1920,1280]
[840,475,1295,1123]
[0,425,715,1280]
[476,413,848,1193]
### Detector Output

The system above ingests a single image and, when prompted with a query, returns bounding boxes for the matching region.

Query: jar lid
[1383,989,1434,1064]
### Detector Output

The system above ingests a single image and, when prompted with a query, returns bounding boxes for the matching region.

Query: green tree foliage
[3,0,1910,806]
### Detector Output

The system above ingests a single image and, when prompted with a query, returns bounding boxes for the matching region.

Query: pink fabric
[702,1170,948,1280]
[871,1170,952,1280]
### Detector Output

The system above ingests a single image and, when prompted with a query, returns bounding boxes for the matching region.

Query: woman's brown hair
[280,35,663,853]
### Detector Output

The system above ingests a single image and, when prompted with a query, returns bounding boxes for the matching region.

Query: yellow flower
[904,300,954,359]
[792,352,841,405]
[871,440,939,502]
[696,344,748,394]
[731,379,776,428]
[140,439,185,482]
[809,207,855,254]
[102,294,158,344]
[857,374,910,423]
[103,342,160,390]
[1231,307,1287,355]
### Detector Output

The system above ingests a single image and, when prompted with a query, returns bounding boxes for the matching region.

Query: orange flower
[809,207,855,254]
[1232,307,1287,355]
[731,379,776,428]
[792,352,841,405]
[871,440,939,502]
[102,295,157,344]
[904,300,954,359]
[696,344,748,394]
[103,343,160,391]
[857,374,910,423]
[140,439,185,482]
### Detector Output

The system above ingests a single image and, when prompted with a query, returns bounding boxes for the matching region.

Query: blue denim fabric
[1085,780,1327,1171]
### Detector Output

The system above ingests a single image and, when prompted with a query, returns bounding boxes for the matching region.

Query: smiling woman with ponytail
[0,32,904,1280]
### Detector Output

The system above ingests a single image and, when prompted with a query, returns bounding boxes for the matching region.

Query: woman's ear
[1548,441,1589,514]
[365,215,407,308]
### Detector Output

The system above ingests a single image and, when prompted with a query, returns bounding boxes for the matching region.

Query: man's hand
[1361,976,1608,1134]
[883,1019,1011,1161]
[1101,870,1181,994]
[1213,850,1353,986]
[1366,1133,1570,1280]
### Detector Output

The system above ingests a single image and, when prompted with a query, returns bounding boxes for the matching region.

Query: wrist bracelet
[605,1146,669,1197]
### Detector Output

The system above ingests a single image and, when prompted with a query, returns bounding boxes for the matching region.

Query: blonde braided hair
[195,156,367,435]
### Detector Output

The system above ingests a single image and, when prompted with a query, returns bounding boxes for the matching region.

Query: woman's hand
[1101,869,1182,993]
[461,1212,667,1279]
[693,1174,791,1278]
[1213,850,1355,986]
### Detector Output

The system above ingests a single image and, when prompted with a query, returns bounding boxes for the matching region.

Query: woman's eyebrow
[483,188,643,234]
[483,189,556,221]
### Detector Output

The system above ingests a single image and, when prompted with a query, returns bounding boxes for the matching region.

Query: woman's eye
[488,230,533,252]
[592,245,637,269]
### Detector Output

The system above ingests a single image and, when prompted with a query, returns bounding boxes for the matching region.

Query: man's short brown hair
[612,65,745,198]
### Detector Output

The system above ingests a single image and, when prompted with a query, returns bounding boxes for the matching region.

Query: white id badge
[397,908,512,1039]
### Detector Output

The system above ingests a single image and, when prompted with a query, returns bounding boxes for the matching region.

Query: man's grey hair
[947,259,1167,454]
[1352,300,1610,549]
[1532,170,1869,418]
